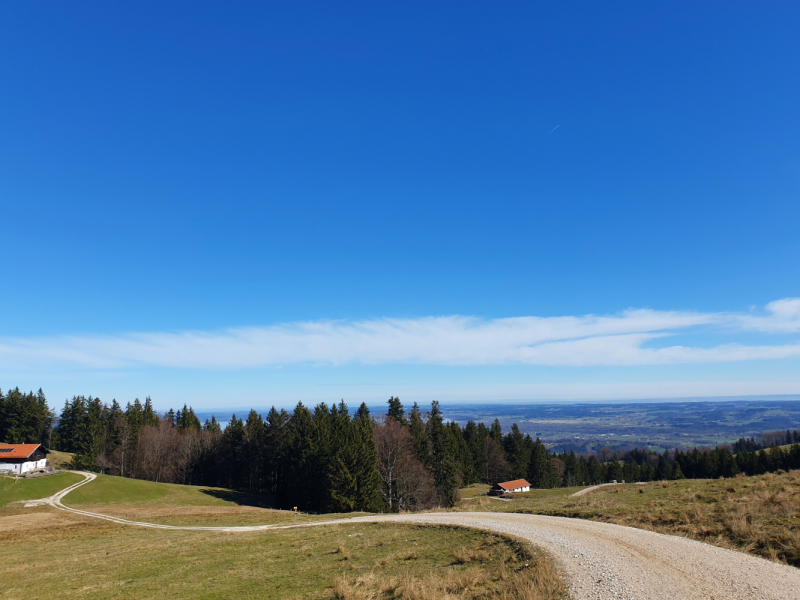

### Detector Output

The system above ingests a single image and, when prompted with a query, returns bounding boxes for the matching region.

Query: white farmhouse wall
[0,459,46,474]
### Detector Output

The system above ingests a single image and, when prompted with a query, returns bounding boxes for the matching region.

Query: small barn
[0,444,50,475]
[489,478,531,495]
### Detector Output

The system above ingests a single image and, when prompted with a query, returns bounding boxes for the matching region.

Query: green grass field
[0,474,566,600]
[62,475,370,526]
[0,473,83,507]
[458,470,800,566]
[64,474,239,507]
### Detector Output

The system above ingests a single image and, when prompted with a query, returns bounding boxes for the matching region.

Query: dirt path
[38,472,800,599]
[569,482,619,497]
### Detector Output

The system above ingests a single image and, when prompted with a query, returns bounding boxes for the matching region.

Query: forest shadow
[199,488,276,508]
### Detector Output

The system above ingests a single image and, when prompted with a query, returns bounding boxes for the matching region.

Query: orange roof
[0,444,46,459]
[496,479,530,490]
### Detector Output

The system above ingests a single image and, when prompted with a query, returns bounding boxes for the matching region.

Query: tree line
[3,387,800,512]
[0,388,53,446]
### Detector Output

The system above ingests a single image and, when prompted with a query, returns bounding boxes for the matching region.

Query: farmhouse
[489,478,531,495]
[0,444,50,475]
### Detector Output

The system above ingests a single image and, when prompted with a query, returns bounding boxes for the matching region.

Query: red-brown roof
[496,479,531,490]
[0,444,46,459]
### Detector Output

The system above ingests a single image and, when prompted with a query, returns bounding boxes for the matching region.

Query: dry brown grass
[466,470,800,566]
[333,559,565,600]
[333,535,566,600]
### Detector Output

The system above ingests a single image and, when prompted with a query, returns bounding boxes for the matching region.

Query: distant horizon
[184,394,800,418]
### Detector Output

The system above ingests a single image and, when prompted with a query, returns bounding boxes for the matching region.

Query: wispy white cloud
[1,299,799,370]
[736,298,800,333]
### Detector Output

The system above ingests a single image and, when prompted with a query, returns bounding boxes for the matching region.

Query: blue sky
[2,2,799,410]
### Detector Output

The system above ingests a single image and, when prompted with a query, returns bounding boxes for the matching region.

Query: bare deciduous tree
[373,418,436,512]
[136,419,184,483]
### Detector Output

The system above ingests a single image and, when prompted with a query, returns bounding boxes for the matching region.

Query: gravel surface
[42,473,800,599]
[570,482,619,497]
[372,513,800,600]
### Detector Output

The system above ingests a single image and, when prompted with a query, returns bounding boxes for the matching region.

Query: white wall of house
[0,459,46,474]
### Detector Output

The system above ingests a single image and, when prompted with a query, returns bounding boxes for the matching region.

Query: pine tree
[143,397,159,427]
[286,402,315,510]
[386,396,406,425]
[503,423,529,479]
[244,410,266,491]
[408,403,429,465]
[264,407,289,500]
[527,438,556,488]
[352,403,381,511]
[490,419,503,449]
[426,401,459,506]
[463,420,487,483]
[655,456,673,481]
[204,415,221,433]
[176,405,201,432]
[327,401,358,512]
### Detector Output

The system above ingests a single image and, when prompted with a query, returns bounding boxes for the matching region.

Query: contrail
[548,124,560,134]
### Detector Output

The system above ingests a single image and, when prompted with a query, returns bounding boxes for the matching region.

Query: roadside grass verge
[0,472,83,507]
[0,516,566,599]
[458,470,800,566]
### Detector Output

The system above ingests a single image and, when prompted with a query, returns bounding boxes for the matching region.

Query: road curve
[569,482,618,497]
[44,472,800,599]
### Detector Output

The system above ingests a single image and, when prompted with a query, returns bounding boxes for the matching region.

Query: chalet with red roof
[0,444,50,475]
[489,478,531,495]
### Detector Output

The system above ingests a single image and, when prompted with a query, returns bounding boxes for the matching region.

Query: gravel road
[41,472,800,599]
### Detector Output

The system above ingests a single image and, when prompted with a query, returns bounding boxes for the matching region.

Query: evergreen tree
[352,403,382,511]
[527,438,556,488]
[0,388,51,444]
[386,396,406,425]
[408,402,429,465]
[264,407,289,500]
[655,456,673,481]
[285,402,315,510]
[176,405,201,432]
[426,401,459,506]
[490,419,503,449]
[142,397,159,426]
[503,423,530,479]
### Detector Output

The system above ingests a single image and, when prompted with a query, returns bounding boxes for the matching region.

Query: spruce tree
[490,419,503,449]
[352,402,381,511]
[386,396,406,425]
[426,401,459,506]
[286,402,315,510]
[408,402,429,465]
[204,415,221,433]
[527,438,556,488]
[654,456,673,481]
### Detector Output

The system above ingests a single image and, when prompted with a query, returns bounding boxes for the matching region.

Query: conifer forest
[2,388,800,513]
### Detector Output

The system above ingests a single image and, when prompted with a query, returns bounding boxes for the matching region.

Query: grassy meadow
[62,474,371,527]
[0,472,83,507]
[458,470,800,566]
[0,510,565,599]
